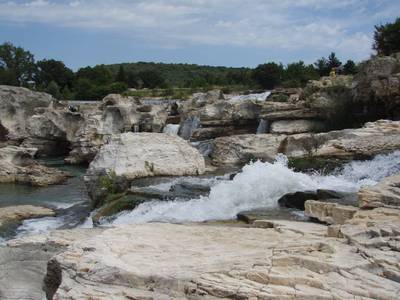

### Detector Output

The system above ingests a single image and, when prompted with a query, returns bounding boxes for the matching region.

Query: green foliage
[35,59,74,90]
[282,61,319,87]
[314,52,342,76]
[373,17,400,56]
[252,62,284,89]
[343,60,358,75]
[0,42,36,86]
[99,171,118,194]
[115,65,127,83]
[45,81,62,99]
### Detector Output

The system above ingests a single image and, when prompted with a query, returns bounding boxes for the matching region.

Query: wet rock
[358,173,400,209]
[278,189,349,210]
[305,200,358,224]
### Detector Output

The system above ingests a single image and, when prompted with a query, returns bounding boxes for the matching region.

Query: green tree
[327,52,342,70]
[61,86,73,100]
[252,62,284,89]
[115,65,127,83]
[282,61,319,87]
[35,59,73,89]
[45,80,62,99]
[373,18,400,56]
[0,42,36,86]
[75,65,113,85]
[138,70,166,88]
[343,60,358,75]
[314,57,329,77]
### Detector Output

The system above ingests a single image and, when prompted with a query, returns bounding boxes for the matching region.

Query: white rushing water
[163,124,181,135]
[230,91,271,102]
[110,151,400,225]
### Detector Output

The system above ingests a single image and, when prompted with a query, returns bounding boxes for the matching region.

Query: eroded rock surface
[0,205,55,228]
[358,174,400,209]
[45,220,400,299]
[0,146,70,185]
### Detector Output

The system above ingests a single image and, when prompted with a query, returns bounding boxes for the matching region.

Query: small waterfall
[191,140,214,156]
[179,116,200,140]
[256,119,269,134]
[230,91,272,102]
[163,124,180,135]
[109,151,400,225]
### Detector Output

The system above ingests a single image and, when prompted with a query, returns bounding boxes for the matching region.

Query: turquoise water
[0,158,91,240]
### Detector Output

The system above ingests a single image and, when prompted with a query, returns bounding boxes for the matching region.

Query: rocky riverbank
[1,53,400,299]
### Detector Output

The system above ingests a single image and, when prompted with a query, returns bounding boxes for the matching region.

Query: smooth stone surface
[358,174,400,209]
[305,200,358,225]
[0,205,55,227]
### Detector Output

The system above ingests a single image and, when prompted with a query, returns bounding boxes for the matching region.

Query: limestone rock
[45,222,400,299]
[0,146,70,186]
[211,134,286,165]
[0,205,55,228]
[358,174,400,209]
[0,85,53,141]
[86,133,205,206]
[270,119,324,134]
[305,200,358,224]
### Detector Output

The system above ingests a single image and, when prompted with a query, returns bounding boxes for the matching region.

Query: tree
[373,18,400,56]
[314,52,342,77]
[115,65,127,83]
[252,62,284,89]
[282,61,319,87]
[343,60,358,75]
[75,65,113,85]
[0,42,36,86]
[138,70,166,88]
[35,59,73,89]
[45,81,62,99]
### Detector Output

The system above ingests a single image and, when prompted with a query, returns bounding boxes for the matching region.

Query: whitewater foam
[110,152,400,225]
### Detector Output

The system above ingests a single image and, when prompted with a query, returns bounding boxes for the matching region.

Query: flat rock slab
[48,222,400,299]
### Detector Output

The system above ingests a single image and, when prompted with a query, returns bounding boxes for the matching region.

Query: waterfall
[230,91,272,102]
[163,124,180,135]
[179,116,200,140]
[256,119,269,134]
[191,140,214,156]
[109,151,400,224]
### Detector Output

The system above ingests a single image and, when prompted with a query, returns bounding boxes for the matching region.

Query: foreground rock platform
[0,205,55,228]
[44,218,400,299]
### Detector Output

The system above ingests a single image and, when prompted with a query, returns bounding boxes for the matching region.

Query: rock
[0,228,103,300]
[0,205,55,228]
[270,119,324,134]
[44,222,400,299]
[352,54,400,119]
[86,133,205,206]
[358,174,400,209]
[305,200,358,224]
[267,88,301,103]
[211,134,287,165]
[0,85,53,141]
[277,189,346,210]
[0,146,70,186]
[211,120,400,165]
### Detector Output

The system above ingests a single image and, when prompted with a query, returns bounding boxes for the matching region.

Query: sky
[0,0,399,70]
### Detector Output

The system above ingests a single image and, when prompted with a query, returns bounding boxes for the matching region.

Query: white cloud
[0,0,398,61]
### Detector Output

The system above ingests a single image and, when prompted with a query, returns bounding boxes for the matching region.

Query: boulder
[305,200,358,224]
[352,53,400,119]
[0,205,55,228]
[0,146,70,186]
[86,133,205,206]
[0,85,53,141]
[211,134,287,165]
[358,174,400,209]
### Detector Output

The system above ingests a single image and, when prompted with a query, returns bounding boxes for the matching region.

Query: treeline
[0,17,398,100]
[0,44,357,100]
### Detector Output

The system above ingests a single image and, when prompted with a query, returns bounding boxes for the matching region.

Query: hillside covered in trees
[2,17,399,101]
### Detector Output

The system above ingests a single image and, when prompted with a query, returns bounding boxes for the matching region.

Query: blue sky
[0,0,399,70]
